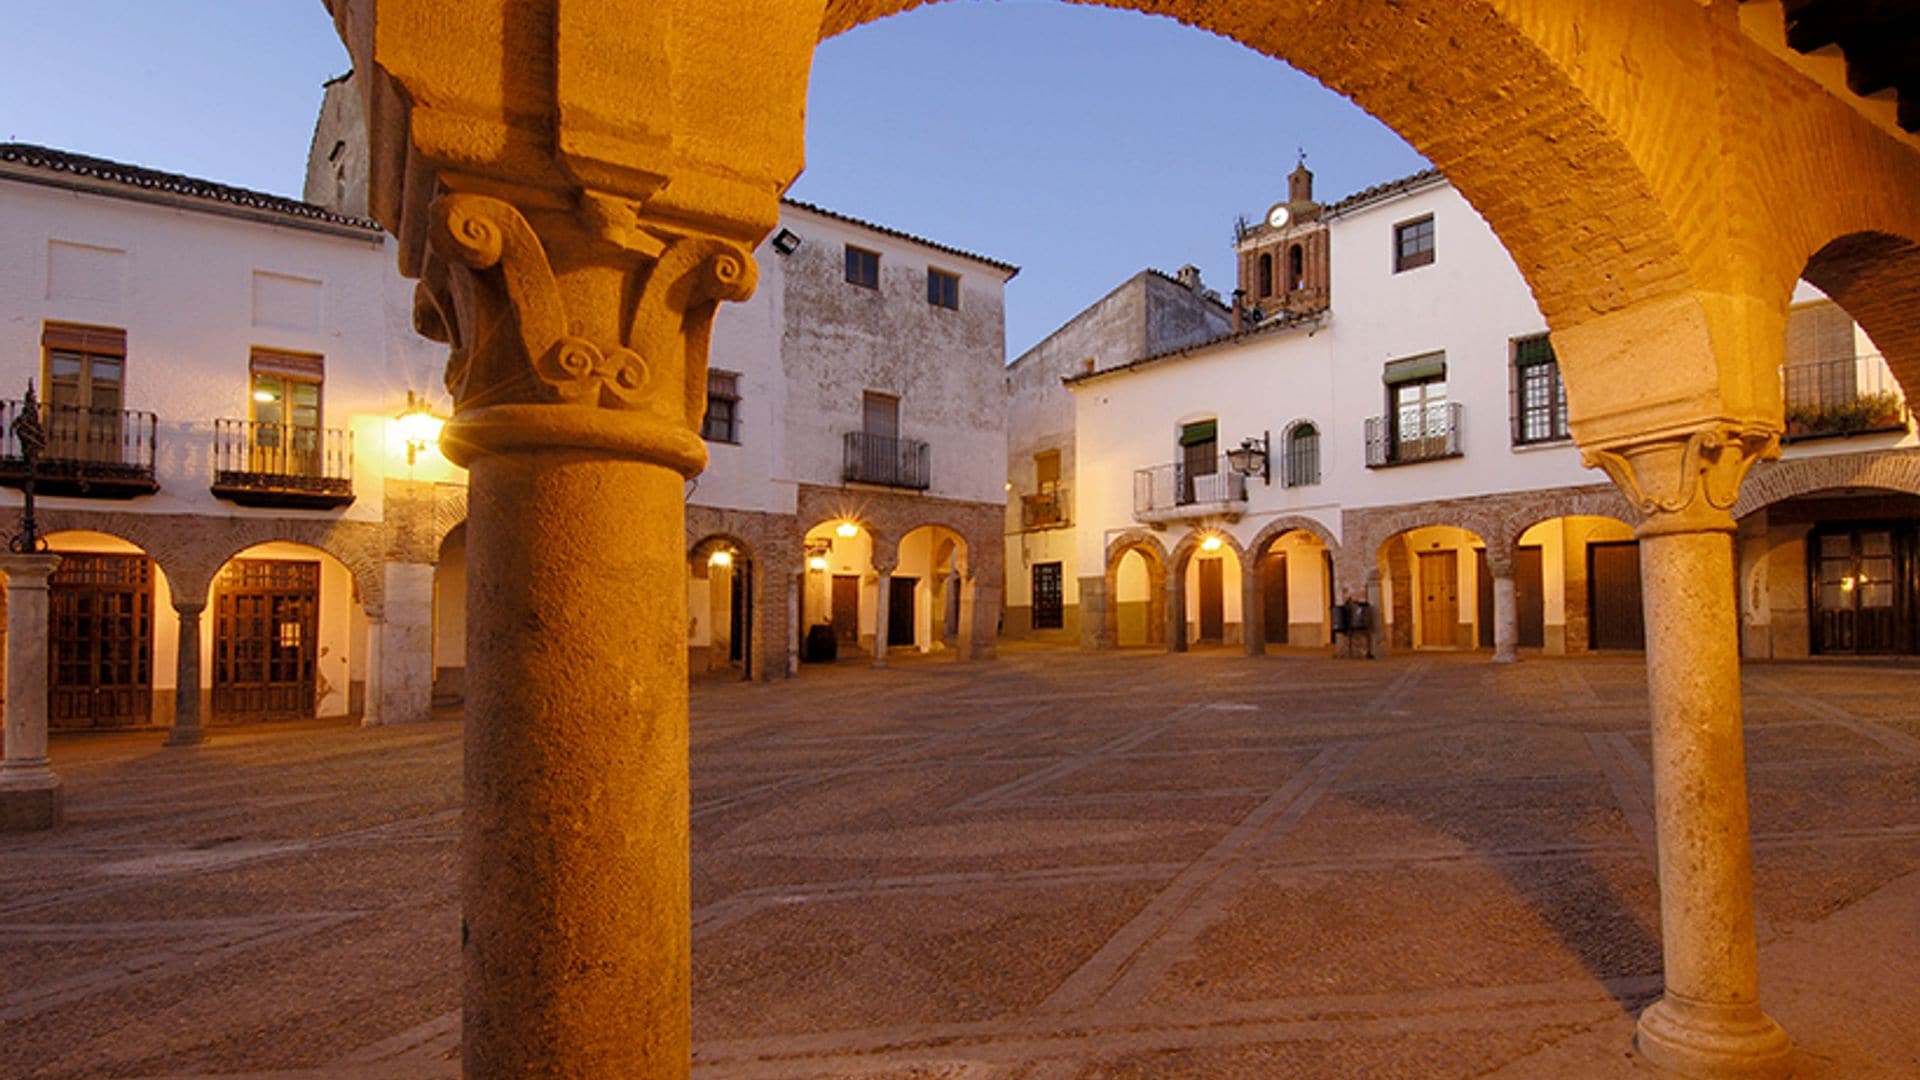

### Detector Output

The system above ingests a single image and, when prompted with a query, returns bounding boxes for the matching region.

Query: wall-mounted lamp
[1226,431,1271,486]
[1200,535,1224,553]
[805,538,832,572]
[396,390,446,465]
[772,228,801,256]
[708,549,733,568]
[835,521,859,538]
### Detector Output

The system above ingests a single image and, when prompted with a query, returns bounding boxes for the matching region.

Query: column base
[1492,648,1518,664]
[1636,995,1792,1079]
[164,726,206,747]
[0,772,63,832]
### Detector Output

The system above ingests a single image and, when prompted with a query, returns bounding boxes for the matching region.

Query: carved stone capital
[418,190,757,474]
[1582,423,1779,537]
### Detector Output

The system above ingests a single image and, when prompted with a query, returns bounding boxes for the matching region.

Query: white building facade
[1012,166,1917,660]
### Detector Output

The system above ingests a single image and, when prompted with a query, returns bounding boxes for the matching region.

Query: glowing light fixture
[252,389,278,403]
[396,390,446,465]
[708,549,733,568]
[807,555,829,571]
[1201,535,1224,553]
[835,521,859,538]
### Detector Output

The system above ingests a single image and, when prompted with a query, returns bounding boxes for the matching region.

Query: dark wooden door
[213,559,319,719]
[831,574,861,646]
[1588,541,1646,651]
[728,561,751,668]
[1261,553,1289,645]
[1418,550,1458,647]
[1031,562,1063,630]
[49,553,154,730]
[888,576,916,647]
[1197,557,1224,643]
[1812,527,1914,655]
[1476,549,1495,649]
[1515,546,1545,648]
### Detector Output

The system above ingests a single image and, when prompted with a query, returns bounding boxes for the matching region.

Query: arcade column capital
[1582,422,1778,539]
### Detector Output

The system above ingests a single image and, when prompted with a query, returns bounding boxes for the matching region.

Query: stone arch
[1499,486,1641,562]
[1732,450,1920,519]
[429,485,470,554]
[1101,529,1169,650]
[1166,529,1248,653]
[687,531,757,565]
[34,511,193,602]
[1342,503,1507,592]
[1364,518,1495,654]
[1800,231,1920,401]
[1247,515,1340,561]
[1245,515,1340,654]
[199,524,384,612]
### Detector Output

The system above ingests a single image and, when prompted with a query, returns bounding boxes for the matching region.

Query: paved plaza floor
[4,647,1919,1078]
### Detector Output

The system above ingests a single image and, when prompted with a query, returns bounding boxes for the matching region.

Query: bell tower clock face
[1266,204,1291,229]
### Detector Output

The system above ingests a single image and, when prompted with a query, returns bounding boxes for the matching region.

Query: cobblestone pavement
[4,647,1918,1078]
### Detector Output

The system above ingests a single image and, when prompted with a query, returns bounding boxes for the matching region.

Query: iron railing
[1365,402,1463,467]
[1783,354,1908,440]
[1133,456,1247,519]
[0,399,158,496]
[1021,487,1069,530]
[211,419,354,506]
[843,430,930,489]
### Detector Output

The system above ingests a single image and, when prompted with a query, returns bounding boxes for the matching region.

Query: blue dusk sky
[0,1,1428,357]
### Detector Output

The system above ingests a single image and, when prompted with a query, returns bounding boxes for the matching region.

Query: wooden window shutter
[43,323,126,356]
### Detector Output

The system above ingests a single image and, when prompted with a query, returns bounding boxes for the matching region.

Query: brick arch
[1802,231,1920,403]
[1247,515,1340,561]
[200,527,386,612]
[897,521,974,578]
[1732,449,1920,519]
[430,485,469,553]
[1102,529,1168,650]
[687,531,757,565]
[1499,485,1641,561]
[1169,528,1247,577]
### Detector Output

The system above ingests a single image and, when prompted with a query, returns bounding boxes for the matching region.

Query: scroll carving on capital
[1582,424,1779,536]
[416,189,757,471]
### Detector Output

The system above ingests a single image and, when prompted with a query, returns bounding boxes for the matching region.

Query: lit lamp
[805,539,831,572]
[835,521,859,538]
[1201,534,1224,553]
[708,549,733,568]
[396,391,446,465]
[1226,431,1271,486]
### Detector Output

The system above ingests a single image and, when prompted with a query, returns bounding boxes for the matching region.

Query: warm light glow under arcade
[708,549,733,568]
[807,555,829,571]
[1201,535,1223,552]
[835,521,860,538]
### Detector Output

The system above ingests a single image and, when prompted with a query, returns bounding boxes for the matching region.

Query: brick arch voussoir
[1247,515,1340,561]
[1732,450,1920,520]
[1499,486,1641,556]
[1169,528,1248,576]
[36,508,202,603]
[203,520,386,611]
[1104,529,1169,578]
[823,0,1693,327]
[1802,231,1920,404]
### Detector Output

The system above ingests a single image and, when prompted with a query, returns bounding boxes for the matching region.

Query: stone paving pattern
[3,647,1918,1078]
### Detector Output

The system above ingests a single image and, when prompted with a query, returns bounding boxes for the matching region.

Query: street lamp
[1226,431,1270,485]
[8,381,48,553]
[396,391,446,465]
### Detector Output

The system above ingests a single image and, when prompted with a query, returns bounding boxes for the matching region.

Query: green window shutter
[1179,420,1218,446]
[1383,353,1446,385]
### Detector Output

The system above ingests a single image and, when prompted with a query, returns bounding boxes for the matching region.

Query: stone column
[958,571,998,661]
[871,565,894,668]
[1364,569,1389,659]
[1488,554,1518,664]
[1242,555,1265,657]
[406,190,758,1078]
[379,562,435,724]
[1166,573,1187,653]
[1078,575,1109,650]
[360,610,385,728]
[0,553,63,832]
[165,600,207,746]
[1586,426,1792,1079]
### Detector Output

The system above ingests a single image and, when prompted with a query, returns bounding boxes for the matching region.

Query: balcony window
[1284,421,1320,487]
[702,370,741,443]
[1511,334,1570,444]
[1367,353,1461,467]
[210,350,353,508]
[1784,353,1909,440]
[0,322,157,498]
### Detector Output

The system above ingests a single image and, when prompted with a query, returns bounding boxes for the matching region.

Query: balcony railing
[1365,402,1464,467]
[1133,457,1247,523]
[843,431,930,490]
[0,400,159,498]
[210,419,355,508]
[1784,354,1909,441]
[1021,487,1069,530]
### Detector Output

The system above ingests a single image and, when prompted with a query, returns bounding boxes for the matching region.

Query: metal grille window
[844,245,880,288]
[1512,334,1569,444]
[927,268,959,309]
[1031,562,1064,629]
[1285,422,1320,487]
[701,370,741,443]
[1394,215,1435,272]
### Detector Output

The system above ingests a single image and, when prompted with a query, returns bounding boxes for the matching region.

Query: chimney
[1176,264,1203,292]
[1231,289,1245,332]
[1080,356,1096,375]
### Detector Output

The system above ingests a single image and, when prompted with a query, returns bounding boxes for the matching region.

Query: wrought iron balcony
[1133,457,1247,523]
[0,400,158,498]
[1365,402,1464,467]
[843,431,930,490]
[1021,487,1070,530]
[1783,354,1909,441]
[210,419,355,508]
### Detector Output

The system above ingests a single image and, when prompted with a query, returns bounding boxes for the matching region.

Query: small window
[1394,215,1435,272]
[862,390,900,439]
[1258,253,1274,297]
[1031,562,1064,630]
[1034,449,1061,492]
[1285,422,1320,487]
[1511,334,1569,445]
[1288,244,1305,290]
[845,245,880,289]
[927,268,959,309]
[702,370,741,443]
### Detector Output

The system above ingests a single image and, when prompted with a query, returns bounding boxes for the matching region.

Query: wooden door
[1261,553,1289,645]
[831,574,861,646]
[213,560,320,719]
[728,561,751,668]
[1588,541,1646,651]
[1812,528,1914,655]
[888,576,916,647]
[1417,550,1458,647]
[49,553,154,729]
[1515,546,1545,648]
[1476,549,1495,649]
[1197,557,1224,643]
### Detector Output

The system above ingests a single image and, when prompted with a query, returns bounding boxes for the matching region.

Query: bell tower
[1235,153,1331,322]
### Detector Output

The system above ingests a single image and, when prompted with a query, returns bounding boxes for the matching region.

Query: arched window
[1285,421,1320,487]
[1257,252,1273,297]
[1288,244,1305,291]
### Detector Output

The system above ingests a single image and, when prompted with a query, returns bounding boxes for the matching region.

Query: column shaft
[0,553,63,832]
[1633,526,1790,1076]
[166,604,206,746]
[1491,573,1518,663]
[871,569,892,668]
[1166,579,1187,653]
[464,453,688,1077]
[1243,558,1265,657]
[361,617,385,727]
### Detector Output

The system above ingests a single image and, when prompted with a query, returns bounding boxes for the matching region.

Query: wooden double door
[49,553,154,730]
[213,559,320,719]
[1812,526,1918,655]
